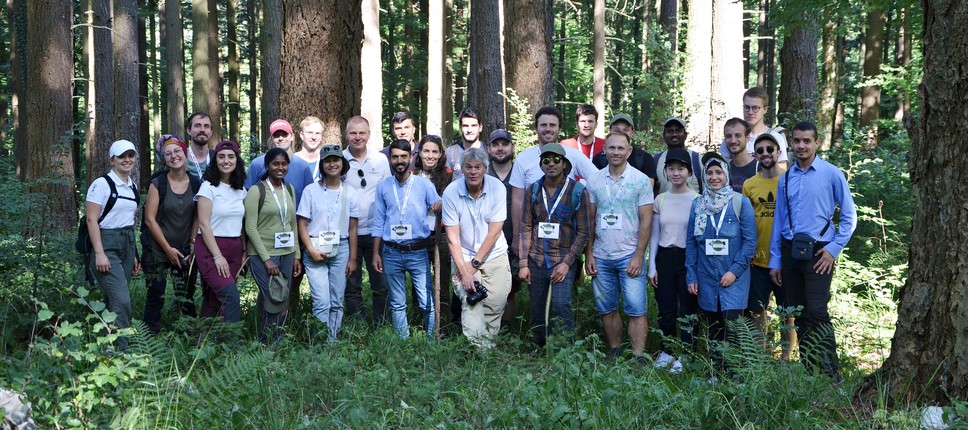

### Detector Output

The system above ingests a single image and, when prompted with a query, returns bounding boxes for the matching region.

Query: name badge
[316,230,339,246]
[391,224,413,240]
[425,214,437,231]
[600,213,623,230]
[705,239,729,256]
[274,231,295,249]
[537,222,560,239]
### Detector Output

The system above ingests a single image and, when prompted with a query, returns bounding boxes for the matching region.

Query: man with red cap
[245,118,315,204]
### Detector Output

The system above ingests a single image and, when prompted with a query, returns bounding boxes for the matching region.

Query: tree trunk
[441,0,454,143]
[279,0,362,146]
[467,0,505,132]
[148,0,159,142]
[855,0,968,406]
[710,0,744,148]
[91,0,115,183]
[592,0,606,135]
[261,0,282,138]
[860,9,884,147]
[192,0,220,143]
[608,11,624,112]
[24,0,77,230]
[114,0,140,147]
[427,0,444,135]
[227,0,239,142]
[555,7,566,103]
[683,0,712,149]
[778,22,818,122]
[137,0,151,185]
[159,0,168,135]
[247,0,259,147]
[505,0,553,117]
[360,0,383,150]
[818,20,840,151]
[660,0,678,51]
[163,0,185,137]
[0,1,9,146]
[83,0,97,174]
[9,0,26,165]
[893,7,911,121]
[637,0,651,127]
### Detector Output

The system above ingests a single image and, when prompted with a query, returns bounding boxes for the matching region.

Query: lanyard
[541,181,567,222]
[392,175,415,225]
[264,180,289,229]
[708,205,728,237]
[188,147,207,177]
[604,174,625,205]
[324,183,342,231]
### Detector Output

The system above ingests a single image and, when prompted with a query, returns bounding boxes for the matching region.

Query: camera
[466,281,489,306]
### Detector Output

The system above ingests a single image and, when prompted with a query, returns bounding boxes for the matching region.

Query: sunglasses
[357,169,367,188]
[541,156,563,166]
[322,144,341,152]
[755,146,776,155]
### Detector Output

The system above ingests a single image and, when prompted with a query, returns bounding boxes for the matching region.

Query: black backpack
[75,174,140,254]
[139,170,202,257]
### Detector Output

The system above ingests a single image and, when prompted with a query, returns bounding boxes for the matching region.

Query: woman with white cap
[85,139,141,349]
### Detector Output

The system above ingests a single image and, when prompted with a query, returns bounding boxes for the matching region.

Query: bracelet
[213,255,223,261]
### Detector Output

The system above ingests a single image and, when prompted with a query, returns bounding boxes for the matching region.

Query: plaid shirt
[518,177,592,269]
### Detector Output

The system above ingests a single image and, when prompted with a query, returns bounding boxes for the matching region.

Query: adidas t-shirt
[742,173,782,268]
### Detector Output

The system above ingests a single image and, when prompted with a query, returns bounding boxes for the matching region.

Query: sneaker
[669,358,684,374]
[654,351,675,369]
[605,347,624,363]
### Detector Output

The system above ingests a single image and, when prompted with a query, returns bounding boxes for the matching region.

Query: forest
[0,0,966,428]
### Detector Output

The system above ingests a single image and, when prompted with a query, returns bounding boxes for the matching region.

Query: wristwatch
[471,258,482,269]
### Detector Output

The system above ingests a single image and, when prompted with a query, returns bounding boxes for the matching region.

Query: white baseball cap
[109,140,138,157]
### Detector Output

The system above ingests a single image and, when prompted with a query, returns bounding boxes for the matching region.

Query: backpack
[255,181,296,216]
[75,174,140,254]
[139,170,202,257]
[528,179,586,227]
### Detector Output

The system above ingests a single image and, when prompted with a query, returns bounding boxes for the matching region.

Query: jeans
[345,234,389,325]
[383,246,434,338]
[303,240,350,341]
[781,239,840,377]
[527,262,576,346]
[592,253,648,317]
[653,246,698,351]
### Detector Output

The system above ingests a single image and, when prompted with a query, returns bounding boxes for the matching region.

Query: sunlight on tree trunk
[505,0,553,118]
[427,0,444,136]
[192,0,220,143]
[860,9,884,148]
[710,0,744,147]
[261,0,281,137]
[467,0,505,131]
[683,0,711,149]
[90,0,115,184]
[227,0,240,142]
[778,22,818,122]
[162,0,185,138]
[593,0,606,135]
[361,0,384,150]
[819,20,840,151]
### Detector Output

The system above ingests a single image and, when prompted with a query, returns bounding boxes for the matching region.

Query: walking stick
[433,219,441,338]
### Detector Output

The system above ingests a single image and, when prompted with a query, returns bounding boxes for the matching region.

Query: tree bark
[660,0,678,51]
[505,0,553,117]
[467,0,505,132]
[261,0,282,138]
[592,0,606,135]
[860,9,885,147]
[83,0,97,174]
[637,0,652,128]
[91,0,115,183]
[114,0,140,147]
[427,0,444,136]
[778,22,818,122]
[819,20,840,150]
[227,0,240,142]
[9,0,26,165]
[683,0,712,149]
[162,0,185,137]
[279,0,362,146]
[360,0,383,150]
[893,7,911,121]
[138,0,152,184]
[710,0,744,147]
[247,0,259,147]
[192,0,220,143]
[24,0,77,230]
[855,0,968,406]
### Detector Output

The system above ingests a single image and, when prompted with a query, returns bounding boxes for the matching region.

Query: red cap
[269,119,293,135]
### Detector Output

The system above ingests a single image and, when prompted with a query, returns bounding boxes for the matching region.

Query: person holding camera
[768,121,856,382]
[517,143,592,346]
[142,135,202,334]
[372,140,442,339]
[442,148,512,349]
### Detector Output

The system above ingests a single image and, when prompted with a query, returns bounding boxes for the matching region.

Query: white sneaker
[669,358,684,374]
[654,351,675,369]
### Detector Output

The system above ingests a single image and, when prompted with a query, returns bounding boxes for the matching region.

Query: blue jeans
[304,240,350,341]
[383,246,434,338]
[528,261,576,346]
[592,253,648,317]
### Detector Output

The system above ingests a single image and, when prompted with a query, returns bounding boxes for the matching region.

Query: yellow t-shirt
[742,173,782,268]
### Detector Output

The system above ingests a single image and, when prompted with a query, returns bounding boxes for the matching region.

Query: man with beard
[484,129,522,328]
[724,118,758,192]
[561,104,605,160]
[245,119,315,204]
[742,130,795,360]
[372,140,442,339]
[343,116,394,324]
[445,108,483,178]
[293,116,326,181]
[185,112,214,179]
[653,117,703,194]
[718,87,787,169]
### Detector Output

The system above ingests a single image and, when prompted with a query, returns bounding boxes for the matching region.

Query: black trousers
[143,259,198,334]
[345,234,390,325]
[654,246,699,353]
[781,239,841,378]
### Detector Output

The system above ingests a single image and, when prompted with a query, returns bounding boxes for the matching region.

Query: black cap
[665,148,692,172]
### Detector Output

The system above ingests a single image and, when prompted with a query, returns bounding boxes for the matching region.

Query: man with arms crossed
[585,132,654,363]
[769,121,856,382]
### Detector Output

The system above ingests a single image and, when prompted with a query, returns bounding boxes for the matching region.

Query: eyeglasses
[755,146,776,154]
[322,144,341,152]
[357,169,367,188]
[163,148,184,159]
[541,156,563,166]
[743,105,763,113]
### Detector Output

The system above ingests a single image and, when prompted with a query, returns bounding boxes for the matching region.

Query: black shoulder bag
[785,169,830,261]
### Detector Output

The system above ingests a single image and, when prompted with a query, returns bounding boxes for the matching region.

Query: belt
[383,237,435,251]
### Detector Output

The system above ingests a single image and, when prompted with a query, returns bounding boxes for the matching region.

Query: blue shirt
[768,156,857,268]
[372,174,442,244]
[244,154,315,205]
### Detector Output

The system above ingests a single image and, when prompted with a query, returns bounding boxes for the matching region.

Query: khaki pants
[453,253,511,349]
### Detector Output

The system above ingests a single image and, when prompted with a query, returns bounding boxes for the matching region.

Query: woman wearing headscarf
[685,152,756,370]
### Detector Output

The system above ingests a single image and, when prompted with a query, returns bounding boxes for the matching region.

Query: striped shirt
[518,177,592,269]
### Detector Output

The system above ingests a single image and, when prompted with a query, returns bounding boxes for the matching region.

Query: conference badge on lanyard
[265,180,294,249]
[705,208,729,256]
[538,183,565,239]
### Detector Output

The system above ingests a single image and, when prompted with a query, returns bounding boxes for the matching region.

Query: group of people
[83,86,856,381]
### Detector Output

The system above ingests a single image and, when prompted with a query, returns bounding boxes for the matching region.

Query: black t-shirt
[592,147,657,179]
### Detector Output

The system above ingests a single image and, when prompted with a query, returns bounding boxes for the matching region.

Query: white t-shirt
[587,165,655,260]
[343,149,392,235]
[297,182,362,240]
[508,144,600,189]
[195,181,247,237]
[441,176,508,263]
[654,191,698,248]
[86,171,138,229]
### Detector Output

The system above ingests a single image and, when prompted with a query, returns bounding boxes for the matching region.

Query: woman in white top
[297,145,360,341]
[85,140,141,350]
[195,140,248,323]
[647,148,700,373]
